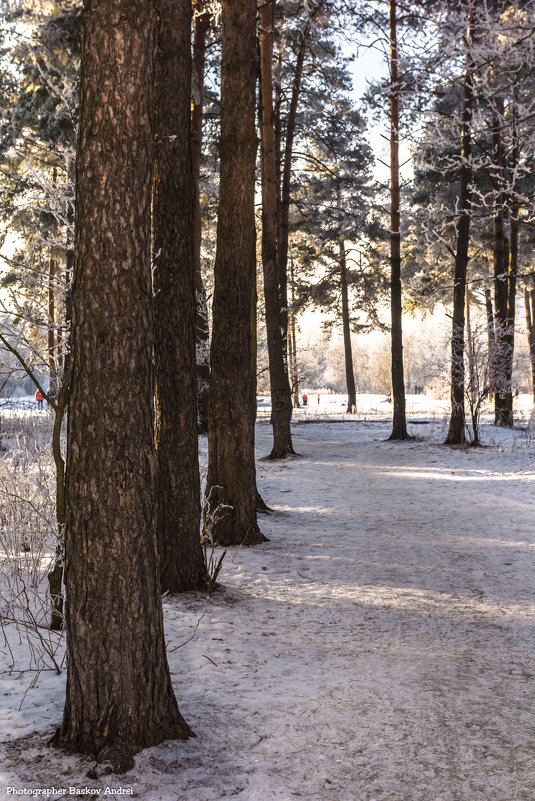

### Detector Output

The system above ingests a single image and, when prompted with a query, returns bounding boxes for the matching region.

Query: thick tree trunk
[340,236,356,413]
[445,5,473,446]
[192,8,210,434]
[153,0,206,593]
[52,0,191,771]
[206,0,267,546]
[260,0,295,458]
[388,0,408,440]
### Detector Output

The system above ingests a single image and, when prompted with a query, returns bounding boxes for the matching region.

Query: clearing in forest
[0,418,534,800]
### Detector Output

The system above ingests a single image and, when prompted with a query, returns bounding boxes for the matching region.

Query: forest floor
[0,414,534,800]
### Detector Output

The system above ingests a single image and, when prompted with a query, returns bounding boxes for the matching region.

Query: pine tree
[205,0,267,546]
[52,0,191,770]
[445,0,474,445]
[192,3,211,435]
[260,0,295,458]
[153,0,206,593]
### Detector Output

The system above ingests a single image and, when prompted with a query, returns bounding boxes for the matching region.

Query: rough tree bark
[445,3,474,445]
[192,6,210,434]
[206,0,267,546]
[260,0,295,458]
[153,0,206,593]
[51,0,191,771]
[388,0,409,440]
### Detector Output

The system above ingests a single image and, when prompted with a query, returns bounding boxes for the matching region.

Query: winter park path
[1,418,534,800]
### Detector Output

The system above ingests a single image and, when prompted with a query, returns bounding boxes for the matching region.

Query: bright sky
[350,42,414,186]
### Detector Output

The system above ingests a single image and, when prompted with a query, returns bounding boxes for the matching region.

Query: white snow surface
[1,416,535,800]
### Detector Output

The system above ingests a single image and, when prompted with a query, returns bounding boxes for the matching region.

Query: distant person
[302,394,308,406]
[317,394,320,404]
[35,389,43,410]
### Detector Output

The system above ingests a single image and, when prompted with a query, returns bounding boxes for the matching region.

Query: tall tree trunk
[340,235,356,413]
[445,3,474,445]
[289,256,300,408]
[278,0,324,349]
[524,287,535,404]
[278,18,307,357]
[388,0,408,440]
[260,0,295,458]
[52,0,191,771]
[192,7,211,434]
[153,0,206,593]
[206,0,267,546]
[492,100,511,427]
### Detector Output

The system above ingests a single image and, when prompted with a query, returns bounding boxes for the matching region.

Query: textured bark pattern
[53,0,190,770]
[192,9,211,435]
[206,0,266,546]
[153,0,205,593]
[260,0,295,458]
[446,7,473,446]
[388,0,408,441]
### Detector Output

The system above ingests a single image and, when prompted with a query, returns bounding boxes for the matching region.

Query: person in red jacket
[35,389,44,410]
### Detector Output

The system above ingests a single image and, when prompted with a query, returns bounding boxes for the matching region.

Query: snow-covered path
[1,419,534,800]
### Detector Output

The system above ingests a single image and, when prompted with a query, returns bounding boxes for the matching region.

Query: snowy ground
[1,414,534,799]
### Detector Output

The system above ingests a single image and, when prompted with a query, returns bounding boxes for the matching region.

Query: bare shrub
[201,486,229,593]
[0,411,63,674]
